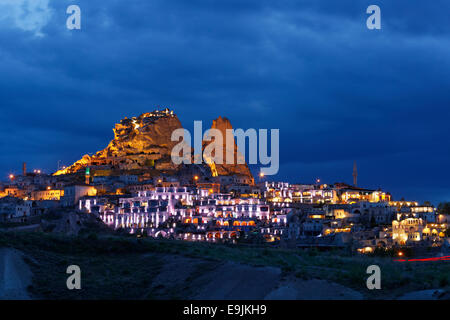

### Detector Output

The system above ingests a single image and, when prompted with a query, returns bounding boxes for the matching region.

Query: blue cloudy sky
[0,0,449,204]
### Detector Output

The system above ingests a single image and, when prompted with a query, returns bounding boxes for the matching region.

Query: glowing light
[398,251,404,257]
[259,172,265,178]
[395,255,450,262]
[194,176,199,181]
[9,174,14,180]
[204,155,218,177]
[132,119,140,130]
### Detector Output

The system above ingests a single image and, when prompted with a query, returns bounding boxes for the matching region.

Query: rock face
[204,116,253,179]
[54,109,254,182]
[54,108,183,175]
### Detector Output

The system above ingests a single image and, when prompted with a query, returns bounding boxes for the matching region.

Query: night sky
[0,0,449,205]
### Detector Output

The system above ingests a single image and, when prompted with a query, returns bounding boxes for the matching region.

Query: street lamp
[259,171,265,183]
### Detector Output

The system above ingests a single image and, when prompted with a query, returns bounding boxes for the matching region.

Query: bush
[439,275,449,287]
[307,248,318,257]
[87,233,98,241]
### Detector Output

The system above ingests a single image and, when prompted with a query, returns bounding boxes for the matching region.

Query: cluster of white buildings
[75,179,450,250]
[79,184,280,241]
[2,167,448,252]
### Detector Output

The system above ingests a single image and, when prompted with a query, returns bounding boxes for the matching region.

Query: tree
[438,202,450,215]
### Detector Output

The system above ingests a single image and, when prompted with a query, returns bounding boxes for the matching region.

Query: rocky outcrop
[54,109,254,182]
[54,108,183,175]
[203,116,253,179]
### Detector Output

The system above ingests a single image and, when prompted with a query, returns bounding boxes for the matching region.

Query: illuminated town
[1,109,449,257]
[1,0,449,307]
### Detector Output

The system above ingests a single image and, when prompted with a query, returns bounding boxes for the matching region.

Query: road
[0,247,32,299]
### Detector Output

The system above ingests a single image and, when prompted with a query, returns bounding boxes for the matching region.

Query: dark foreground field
[0,232,449,300]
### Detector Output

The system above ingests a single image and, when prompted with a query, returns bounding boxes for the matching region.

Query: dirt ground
[265,278,363,300]
[0,248,32,299]
[1,244,448,300]
[144,255,363,300]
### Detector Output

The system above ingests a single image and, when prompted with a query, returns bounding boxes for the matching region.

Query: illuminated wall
[31,189,64,201]
[392,218,425,245]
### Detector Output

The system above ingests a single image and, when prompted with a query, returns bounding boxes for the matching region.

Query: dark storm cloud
[0,0,449,204]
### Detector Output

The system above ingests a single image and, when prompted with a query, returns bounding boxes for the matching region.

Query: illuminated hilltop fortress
[54,108,253,181]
